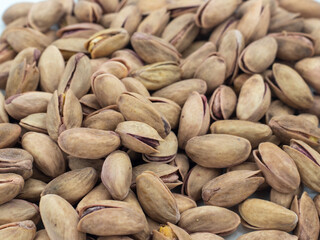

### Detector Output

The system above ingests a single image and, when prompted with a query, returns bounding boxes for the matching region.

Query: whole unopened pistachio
[238,230,298,240]
[58,128,120,159]
[178,91,210,149]
[210,120,272,148]
[0,220,36,240]
[239,198,298,232]
[152,79,207,107]
[117,92,171,138]
[130,61,181,91]
[41,167,97,204]
[291,192,320,240]
[239,36,277,74]
[101,151,132,200]
[283,139,320,192]
[186,134,251,168]
[27,0,64,32]
[38,45,65,93]
[202,170,264,207]
[253,142,300,193]
[269,115,320,148]
[83,108,124,131]
[194,53,226,93]
[22,131,65,177]
[237,74,271,122]
[209,85,237,121]
[182,165,220,201]
[121,77,150,97]
[0,123,21,148]
[2,2,34,25]
[5,27,51,52]
[84,28,130,59]
[295,57,320,94]
[179,206,240,235]
[0,199,39,225]
[17,178,46,202]
[131,32,180,64]
[195,0,241,29]
[136,171,180,224]
[40,194,86,240]
[0,173,24,205]
[269,32,314,61]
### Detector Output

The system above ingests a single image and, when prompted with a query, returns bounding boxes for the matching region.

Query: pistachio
[179,206,240,235]
[238,230,298,240]
[74,1,103,23]
[17,178,46,203]
[0,173,24,205]
[153,222,192,240]
[239,198,298,232]
[291,192,320,240]
[2,2,34,25]
[110,5,141,35]
[0,220,36,240]
[58,128,121,159]
[101,151,132,200]
[84,28,130,58]
[136,171,180,224]
[186,134,251,168]
[202,170,264,207]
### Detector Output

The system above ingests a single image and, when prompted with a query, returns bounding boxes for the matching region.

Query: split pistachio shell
[253,142,300,193]
[185,134,251,168]
[172,193,196,214]
[265,63,314,109]
[0,221,36,240]
[117,92,171,138]
[183,165,220,201]
[295,57,320,94]
[136,171,180,224]
[178,206,240,236]
[202,170,264,207]
[0,173,24,205]
[265,100,294,124]
[101,151,132,200]
[153,222,192,240]
[239,198,298,232]
[283,139,320,192]
[190,232,224,240]
[208,85,237,121]
[40,194,86,240]
[115,121,163,155]
[269,115,320,148]
[270,186,301,209]
[83,108,124,131]
[58,128,121,159]
[77,200,145,236]
[84,28,130,58]
[19,113,47,133]
[291,192,320,240]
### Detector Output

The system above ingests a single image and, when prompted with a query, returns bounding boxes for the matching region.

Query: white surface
[0,0,319,239]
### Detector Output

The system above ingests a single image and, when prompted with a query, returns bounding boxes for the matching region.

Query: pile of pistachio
[1,0,320,239]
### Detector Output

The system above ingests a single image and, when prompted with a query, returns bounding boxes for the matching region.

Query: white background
[0,0,319,239]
